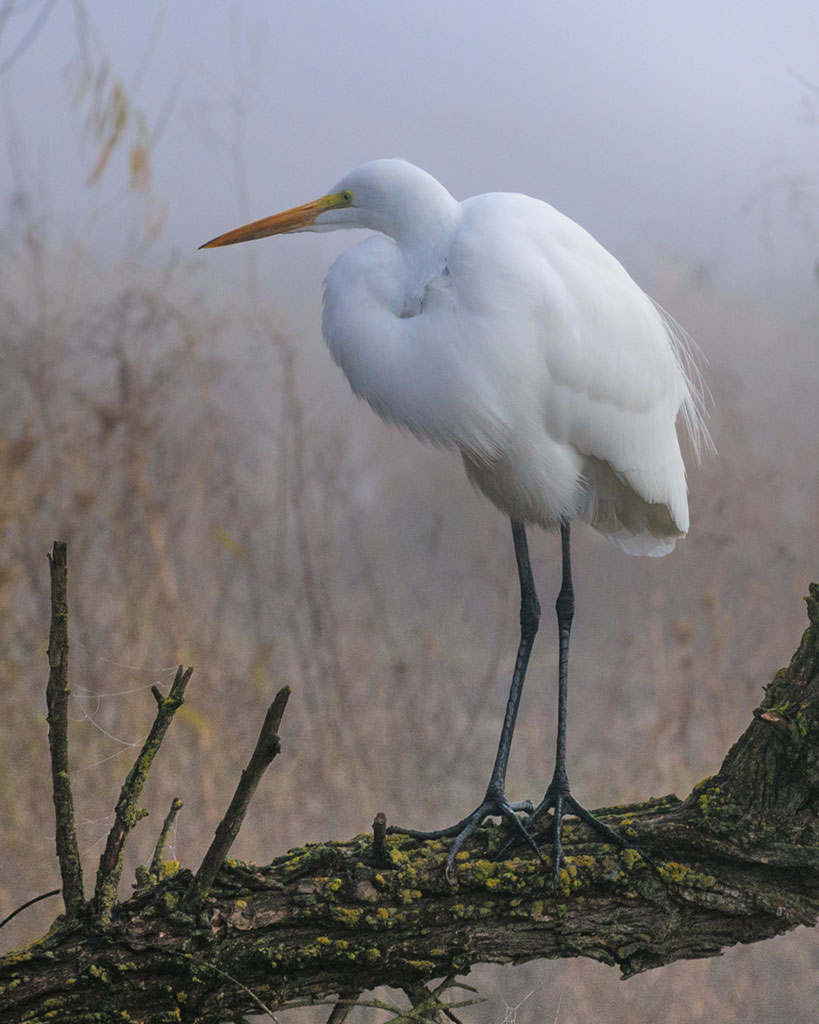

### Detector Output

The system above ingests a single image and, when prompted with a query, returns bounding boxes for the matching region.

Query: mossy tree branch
[93,665,193,923]
[45,541,84,920]
[2,581,819,1022]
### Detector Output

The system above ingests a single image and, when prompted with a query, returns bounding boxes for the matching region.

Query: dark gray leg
[529,523,627,883]
[388,519,543,876]
[488,520,541,794]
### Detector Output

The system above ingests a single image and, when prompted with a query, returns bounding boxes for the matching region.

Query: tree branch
[149,797,183,877]
[3,585,819,1023]
[45,541,84,919]
[325,994,360,1023]
[183,685,291,913]
[93,665,193,922]
[0,890,59,931]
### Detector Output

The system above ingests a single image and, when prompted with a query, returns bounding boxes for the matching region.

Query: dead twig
[93,666,193,922]
[149,796,183,876]
[325,994,361,1023]
[46,542,84,919]
[183,685,291,912]
[0,889,60,931]
[399,977,479,1024]
[402,980,445,1024]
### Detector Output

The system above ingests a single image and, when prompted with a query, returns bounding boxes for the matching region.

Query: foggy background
[1,2,818,1021]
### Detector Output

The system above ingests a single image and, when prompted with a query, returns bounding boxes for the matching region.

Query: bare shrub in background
[2,195,818,1020]
[0,200,517,943]
[2,113,819,1024]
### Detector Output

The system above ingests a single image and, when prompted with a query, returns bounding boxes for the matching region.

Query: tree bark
[45,542,84,919]
[2,585,819,1024]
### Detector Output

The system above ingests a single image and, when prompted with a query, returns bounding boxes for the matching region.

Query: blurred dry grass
[0,196,818,1024]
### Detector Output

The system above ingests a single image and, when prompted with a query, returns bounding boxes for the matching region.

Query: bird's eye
[340,190,353,205]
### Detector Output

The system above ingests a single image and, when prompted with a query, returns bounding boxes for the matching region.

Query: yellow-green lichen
[405,959,436,972]
[658,861,716,888]
[531,899,548,921]
[697,784,726,818]
[557,867,572,896]
[160,859,180,879]
[332,906,363,926]
[620,848,644,870]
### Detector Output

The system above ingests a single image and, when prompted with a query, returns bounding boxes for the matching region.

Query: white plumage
[311,160,707,556]
[201,157,711,877]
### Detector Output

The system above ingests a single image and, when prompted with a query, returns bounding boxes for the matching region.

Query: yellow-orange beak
[200,193,344,249]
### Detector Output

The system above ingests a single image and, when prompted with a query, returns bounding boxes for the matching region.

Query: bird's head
[200,159,458,249]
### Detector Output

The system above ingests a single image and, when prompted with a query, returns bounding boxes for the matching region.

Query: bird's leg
[486,520,541,799]
[548,519,574,802]
[388,519,543,877]
[527,522,628,884]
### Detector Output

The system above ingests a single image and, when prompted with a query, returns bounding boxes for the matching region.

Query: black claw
[550,793,565,887]
[565,795,630,848]
[387,810,476,843]
[444,809,486,878]
[499,799,544,865]
[389,794,541,880]
[523,786,633,886]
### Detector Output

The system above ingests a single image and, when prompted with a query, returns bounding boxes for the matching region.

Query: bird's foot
[527,776,630,886]
[387,794,539,880]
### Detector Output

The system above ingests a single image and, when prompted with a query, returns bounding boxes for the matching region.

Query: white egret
[201,158,710,879]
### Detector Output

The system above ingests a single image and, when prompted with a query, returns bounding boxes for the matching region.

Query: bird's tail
[653,301,716,465]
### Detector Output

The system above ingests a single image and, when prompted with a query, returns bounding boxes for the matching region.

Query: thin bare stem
[325,995,361,1024]
[403,981,445,1024]
[93,665,193,922]
[149,796,183,876]
[190,955,281,1022]
[183,686,291,912]
[0,889,60,931]
[46,541,85,918]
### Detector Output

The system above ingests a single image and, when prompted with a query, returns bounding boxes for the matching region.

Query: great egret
[201,158,710,880]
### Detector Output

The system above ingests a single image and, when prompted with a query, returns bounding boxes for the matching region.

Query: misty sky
[2,1,818,322]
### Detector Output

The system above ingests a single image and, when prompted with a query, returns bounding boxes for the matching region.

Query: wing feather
[453,193,711,548]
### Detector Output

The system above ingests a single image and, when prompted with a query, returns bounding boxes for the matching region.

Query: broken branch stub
[183,685,291,913]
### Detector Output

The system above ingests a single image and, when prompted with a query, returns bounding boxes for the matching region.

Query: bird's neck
[392,200,460,317]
